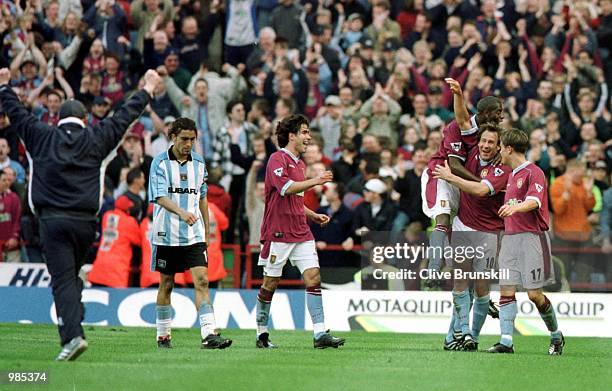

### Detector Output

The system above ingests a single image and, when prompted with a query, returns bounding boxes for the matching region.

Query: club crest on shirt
[494,167,504,177]
[274,167,283,177]
[180,173,188,181]
[450,142,462,151]
[517,178,523,189]
[480,168,488,178]
[535,183,543,193]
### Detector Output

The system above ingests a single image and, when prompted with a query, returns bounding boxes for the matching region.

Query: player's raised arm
[0,68,52,145]
[94,70,161,155]
[445,77,471,131]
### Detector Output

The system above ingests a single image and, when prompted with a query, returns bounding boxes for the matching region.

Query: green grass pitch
[1,324,610,390]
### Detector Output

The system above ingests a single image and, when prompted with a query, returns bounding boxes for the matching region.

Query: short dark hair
[126,167,143,185]
[275,114,309,148]
[364,159,381,175]
[475,96,503,124]
[477,123,504,142]
[169,117,197,138]
[251,98,270,116]
[195,78,208,87]
[333,182,346,199]
[226,99,243,115]
[501,128,529,154]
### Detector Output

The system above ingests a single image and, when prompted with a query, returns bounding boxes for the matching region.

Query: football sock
[256,287,274,337]
[537,295,561,340]
[428,224,449,271]
[452,289,471,336]
[198,302,217,338]
[445,310,461,343]
[471,294,490,342]
[499,295,517,347]
[156,305,172,339]
[306,285,325,339]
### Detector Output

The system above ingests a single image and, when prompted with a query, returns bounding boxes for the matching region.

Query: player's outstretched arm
[433,161,490,197]
[445,78,471,131]
[95,70,161,155]
[0,68,52,147]
[156,196,199,226]
[285,170,333,195]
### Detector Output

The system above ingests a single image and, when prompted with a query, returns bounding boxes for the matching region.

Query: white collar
[58,117,85,128]
[281,148,300,163]
[512,160,530,175]
[478,154,491,167]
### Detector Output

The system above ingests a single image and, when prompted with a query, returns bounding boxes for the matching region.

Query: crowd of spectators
[0,0,610,289]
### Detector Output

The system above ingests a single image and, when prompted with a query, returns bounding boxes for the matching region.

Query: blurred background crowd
[0,0,610,291]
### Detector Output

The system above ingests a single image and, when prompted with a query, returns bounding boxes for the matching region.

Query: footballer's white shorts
[421,168,459,219]
[258,240,319,277]
[451,216,499,273]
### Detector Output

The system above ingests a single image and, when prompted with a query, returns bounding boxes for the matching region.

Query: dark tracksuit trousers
[39,211,96,346]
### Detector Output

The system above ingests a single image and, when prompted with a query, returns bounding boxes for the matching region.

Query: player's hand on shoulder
[316,170,333,185]
[433,160,452,180]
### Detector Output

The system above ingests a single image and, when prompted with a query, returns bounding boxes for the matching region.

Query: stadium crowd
[0,0,610,289]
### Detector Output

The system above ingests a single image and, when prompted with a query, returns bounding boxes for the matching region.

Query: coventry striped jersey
[148,147,208,246]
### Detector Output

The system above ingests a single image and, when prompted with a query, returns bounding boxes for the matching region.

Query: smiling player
[255,114,345,349]
[434,123,510,350]
[487,128,564,355]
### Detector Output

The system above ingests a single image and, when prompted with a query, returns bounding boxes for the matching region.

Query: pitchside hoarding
[0,287,610,338]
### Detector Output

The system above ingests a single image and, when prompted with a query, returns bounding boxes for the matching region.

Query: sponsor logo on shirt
[494,167,504,177]
[168,187,198,194]
[535,183,543,193]
[450,142,462,151]
[274,168,283,177]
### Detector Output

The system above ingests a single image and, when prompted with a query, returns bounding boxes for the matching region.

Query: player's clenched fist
[0,68,11,85]
[143,70,162,97]
[179,210,199,226]
[316,170,333,185]
[445,78,462,95]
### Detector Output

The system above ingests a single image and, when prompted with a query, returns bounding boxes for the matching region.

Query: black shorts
[153,243,208,275]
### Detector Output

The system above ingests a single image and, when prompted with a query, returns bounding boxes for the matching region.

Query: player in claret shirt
[434,123,510,351]
[256,114,345,349]
[421,79,504,276]
[487,128,564,355]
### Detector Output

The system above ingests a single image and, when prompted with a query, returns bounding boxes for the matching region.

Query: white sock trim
[313,322,326,335]
[199,313,217,338]
[156,319,172,338]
